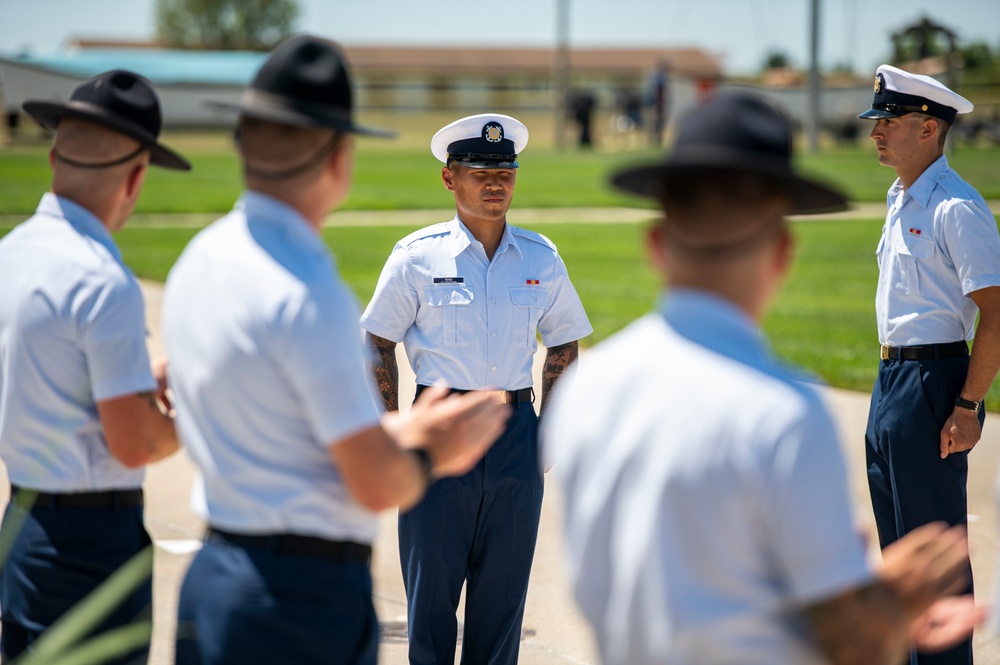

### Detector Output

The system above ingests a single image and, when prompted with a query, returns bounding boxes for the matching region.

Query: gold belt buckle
[880,344,890,360]
[487,390,508,404]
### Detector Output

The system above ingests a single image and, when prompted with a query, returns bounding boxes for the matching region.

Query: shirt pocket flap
[424,285,473,307]
[510,286,548,308]
[894,232,934,259]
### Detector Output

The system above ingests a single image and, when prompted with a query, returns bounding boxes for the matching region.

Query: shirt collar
[239,190,329,257]
[37,193,123,263]
[658,288,771,368]
[894,154,949,209]
[450,216,521,259]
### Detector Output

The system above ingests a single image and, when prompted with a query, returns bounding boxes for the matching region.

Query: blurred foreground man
[164,35,509,665]
[543,91,985,665]
[0,70,190,663]
[859,64,1000,665]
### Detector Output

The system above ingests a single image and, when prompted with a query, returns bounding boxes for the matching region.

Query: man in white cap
[544,90,985,665]
[859,64,1000,665]
[361,113,593,664]
[164,36,510,665]
[0,69,189,664]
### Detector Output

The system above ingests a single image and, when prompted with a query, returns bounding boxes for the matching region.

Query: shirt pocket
[509,286,548,348]
[424,284,474,347]
[891,232,934,294]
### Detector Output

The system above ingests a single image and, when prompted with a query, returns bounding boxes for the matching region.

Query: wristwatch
[954,396,982,414]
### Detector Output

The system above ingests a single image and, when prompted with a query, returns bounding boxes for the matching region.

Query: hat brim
[22,100,191,171]
[206,99,396,139]
[611,149,847,215]
[858,107,903,120]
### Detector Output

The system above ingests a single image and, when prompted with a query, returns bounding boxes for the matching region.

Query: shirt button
[491,365,497,372]
[491,298,496,305]
[491,331,497,338]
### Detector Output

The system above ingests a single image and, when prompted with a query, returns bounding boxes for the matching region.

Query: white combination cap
[430,113,528,168]
[858,64,973,124]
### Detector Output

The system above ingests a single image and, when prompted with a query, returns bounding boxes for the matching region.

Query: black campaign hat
[211,34,393,138]
[22,70,190,171]
[611,92,846,214]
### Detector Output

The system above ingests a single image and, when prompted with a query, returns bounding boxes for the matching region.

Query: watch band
[411,448,437,486]
[954,396,981,413]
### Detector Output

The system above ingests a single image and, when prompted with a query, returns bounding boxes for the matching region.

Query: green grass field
[2,136,1000,215]
[2,137,1000,406]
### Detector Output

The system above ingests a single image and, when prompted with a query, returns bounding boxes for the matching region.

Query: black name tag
[433,277,464,284]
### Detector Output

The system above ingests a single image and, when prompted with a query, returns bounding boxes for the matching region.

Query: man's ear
[442,166,456,191]
[646,221,669,274]
[125,161,148,199]
[921,117,941,142]
[775,225,794,276]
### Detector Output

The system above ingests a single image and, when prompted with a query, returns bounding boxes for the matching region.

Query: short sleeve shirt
[360,217,592,390]
[0,194,154,491]
[162,191,383,543]
[876,155,1000,345]
[543,289,871,665]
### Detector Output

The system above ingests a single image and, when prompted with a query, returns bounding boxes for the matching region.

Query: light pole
[554,0,570,149]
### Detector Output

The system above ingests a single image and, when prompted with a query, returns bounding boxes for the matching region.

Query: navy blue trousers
[866,354,981,665]
[399,399,543,665]
[0,500,152,664]
[175,534,378,665]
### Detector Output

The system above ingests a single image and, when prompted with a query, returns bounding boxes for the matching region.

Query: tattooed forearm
[541,340,578,414]
[367,333,399,412]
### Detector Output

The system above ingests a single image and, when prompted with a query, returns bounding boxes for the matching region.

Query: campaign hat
[210,33,393,138]
[610,92,846,214]
[22,69,191,171]
[858,64,973,125]
[431,114,528,169]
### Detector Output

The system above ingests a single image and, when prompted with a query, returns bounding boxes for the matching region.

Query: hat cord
[52,145,147,169]
[242,132,342,181]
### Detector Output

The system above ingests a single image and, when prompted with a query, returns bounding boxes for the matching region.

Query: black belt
[416,385,535,408]
[208,528,371,564]
[880,341,969,361]
[10,485,143,509]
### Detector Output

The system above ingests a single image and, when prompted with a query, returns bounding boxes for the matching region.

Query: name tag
[433,277,464,284]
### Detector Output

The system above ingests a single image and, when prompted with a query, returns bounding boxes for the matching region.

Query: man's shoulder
[510,226,558,253]
[935,167,988,208]
[396,221,455,249]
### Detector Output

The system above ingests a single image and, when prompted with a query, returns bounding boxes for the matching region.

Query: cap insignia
[874,75,882,93]
[483,122,504,143]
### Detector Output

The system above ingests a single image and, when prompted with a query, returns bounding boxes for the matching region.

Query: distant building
[0,40,722,129]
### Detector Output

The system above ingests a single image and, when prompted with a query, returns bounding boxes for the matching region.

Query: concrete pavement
[3,278,999,664]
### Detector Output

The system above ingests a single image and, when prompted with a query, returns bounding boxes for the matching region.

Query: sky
[1,0,998,76]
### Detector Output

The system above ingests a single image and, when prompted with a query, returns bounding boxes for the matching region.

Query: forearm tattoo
[368,334,399,412]
[541,341,578,414]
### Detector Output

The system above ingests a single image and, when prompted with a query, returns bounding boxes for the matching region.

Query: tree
[762,50,792,70]
[156,0,299,51]
[959,41,994,71]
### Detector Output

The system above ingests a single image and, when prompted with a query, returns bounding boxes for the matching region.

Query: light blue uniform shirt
[544,289,870,665]
[0,194,153,492]
[876,155,1000,346]
[162,192,383,543]
[360,217,592,390]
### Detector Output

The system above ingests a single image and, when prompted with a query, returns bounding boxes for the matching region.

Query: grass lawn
[2,134,999,405]
[13,215,1000,407]
[2,137,999,215]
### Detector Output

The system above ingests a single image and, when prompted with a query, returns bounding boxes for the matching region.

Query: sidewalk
[133,280,1000,664]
